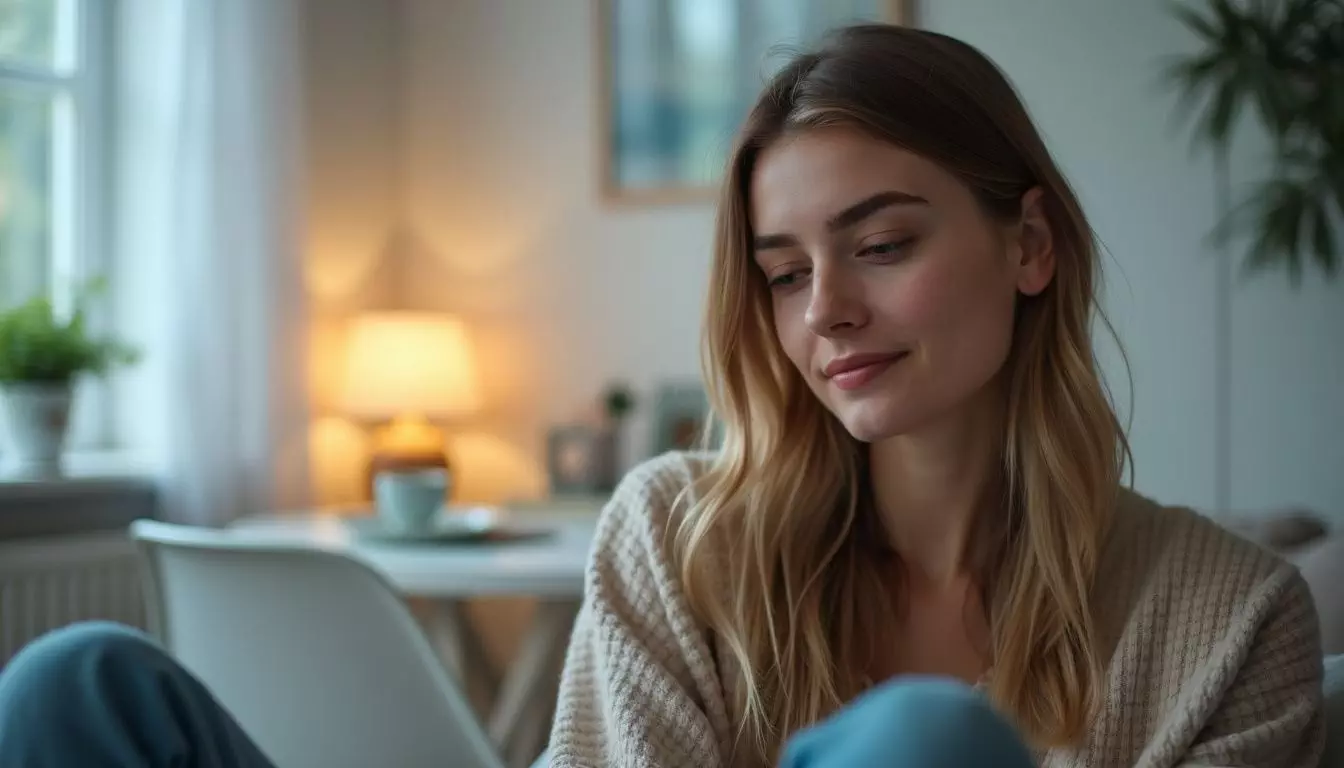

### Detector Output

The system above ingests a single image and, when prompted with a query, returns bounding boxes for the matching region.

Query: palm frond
[1166,0,1342,285]
[1170,1,1219,42]
[1308,200,1338,278]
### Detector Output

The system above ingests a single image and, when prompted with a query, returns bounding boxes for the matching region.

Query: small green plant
[0,280,139,385]
[602,382,636,424]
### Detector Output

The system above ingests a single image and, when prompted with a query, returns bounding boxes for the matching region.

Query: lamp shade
[338,311,481,420]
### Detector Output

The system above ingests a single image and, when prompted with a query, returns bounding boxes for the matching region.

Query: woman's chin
[834,402,920,443]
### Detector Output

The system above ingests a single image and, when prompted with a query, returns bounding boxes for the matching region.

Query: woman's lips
[828,352,908,391]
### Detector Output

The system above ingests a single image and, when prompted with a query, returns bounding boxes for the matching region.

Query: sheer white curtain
[117,0,310,525]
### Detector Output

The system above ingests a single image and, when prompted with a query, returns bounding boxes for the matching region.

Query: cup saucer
[347,509,496,544]
[345,506,551,546]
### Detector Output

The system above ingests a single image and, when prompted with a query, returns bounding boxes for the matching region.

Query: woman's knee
[0,621,166,709]
[784,677,1034,767]
[859,678,1031,762]
[860,677,1010,726]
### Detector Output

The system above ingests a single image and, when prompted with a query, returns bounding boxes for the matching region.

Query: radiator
[0,530,146,664]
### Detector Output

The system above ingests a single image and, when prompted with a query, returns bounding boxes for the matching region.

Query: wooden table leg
[487,598,581,768]
[418,598,501,717]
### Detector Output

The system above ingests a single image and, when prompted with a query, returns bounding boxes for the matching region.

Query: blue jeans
[781,676,1035,767]
[0,622,1034,767]
[0,622,277,768]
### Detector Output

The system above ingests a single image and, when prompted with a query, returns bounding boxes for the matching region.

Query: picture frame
[546,424,618,494]
[649,381,721,455]
[596,0,913,204]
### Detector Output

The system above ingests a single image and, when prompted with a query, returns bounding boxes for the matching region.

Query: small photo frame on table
[546,425,618,495]
[649,381,722,455]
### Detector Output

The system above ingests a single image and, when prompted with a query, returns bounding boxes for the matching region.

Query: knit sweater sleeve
[548,454,732,768]
[1177,566,1325,768]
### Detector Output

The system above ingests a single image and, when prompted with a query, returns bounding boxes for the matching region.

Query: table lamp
[338,311,481,499]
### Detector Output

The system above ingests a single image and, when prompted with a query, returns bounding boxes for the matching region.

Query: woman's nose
[805,268,869,337]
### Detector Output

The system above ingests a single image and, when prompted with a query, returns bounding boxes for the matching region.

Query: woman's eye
[860,238,914,260]
[768,269,808,290]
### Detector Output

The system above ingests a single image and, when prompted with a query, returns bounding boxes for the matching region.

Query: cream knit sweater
[550,453,1325,767]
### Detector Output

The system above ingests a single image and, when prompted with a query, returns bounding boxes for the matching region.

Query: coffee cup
[373,468,449,535]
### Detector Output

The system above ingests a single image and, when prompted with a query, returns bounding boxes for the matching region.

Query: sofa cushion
[1223,508,1329,553]
[1297,536,1344,656]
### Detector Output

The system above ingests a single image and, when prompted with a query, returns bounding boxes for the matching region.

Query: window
[0,0,111,449]
[0,0,106,310]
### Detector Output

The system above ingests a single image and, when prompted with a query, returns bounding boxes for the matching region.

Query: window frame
[0,0,115,451]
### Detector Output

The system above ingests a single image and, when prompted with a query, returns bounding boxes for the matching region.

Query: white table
[227,503,600,768]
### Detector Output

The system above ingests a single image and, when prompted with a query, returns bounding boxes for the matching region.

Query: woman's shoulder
[558,452,738,766]
[1083,491,1323,765]
[607,450,716,512]
[585,451,718,575]
[1094,488,1317,666]
[1102,489,1301,594]
[599,450,716,533]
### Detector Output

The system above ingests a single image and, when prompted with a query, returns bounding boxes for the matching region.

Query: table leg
[488,598,581,768]
[419,598,501,716]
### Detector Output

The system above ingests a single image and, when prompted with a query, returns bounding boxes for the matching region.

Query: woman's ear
[1014,187,1055,296]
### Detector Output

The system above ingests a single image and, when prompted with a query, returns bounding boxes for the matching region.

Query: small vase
[1,382,73,476]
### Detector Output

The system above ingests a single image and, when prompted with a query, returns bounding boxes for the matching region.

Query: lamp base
[363,414,452,502]
[365,449,451,503]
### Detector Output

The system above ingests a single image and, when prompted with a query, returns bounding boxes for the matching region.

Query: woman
[547,23,1323,768]
[0,23,1323,768]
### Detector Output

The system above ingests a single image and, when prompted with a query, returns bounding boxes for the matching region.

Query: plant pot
[1,382,73,476]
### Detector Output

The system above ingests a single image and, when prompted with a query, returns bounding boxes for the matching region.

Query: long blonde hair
[672,25,1130,764]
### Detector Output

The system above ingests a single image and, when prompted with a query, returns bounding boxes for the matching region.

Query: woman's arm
[549,457,731,768]
[1179,569,1324,767]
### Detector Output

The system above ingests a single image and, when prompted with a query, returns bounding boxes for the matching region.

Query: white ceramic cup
[373,468,449,535]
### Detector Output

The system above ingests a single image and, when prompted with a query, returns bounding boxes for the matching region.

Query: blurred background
[1,0,1339,517]
[0,1,1339,762]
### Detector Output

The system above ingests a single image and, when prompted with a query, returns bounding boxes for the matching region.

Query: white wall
[303,0,405,505]
[397,0,1343,519]
[1226,194,1344,518]
[919,0,1344,520]
[920,0,1229,512]
[399,0,712,494]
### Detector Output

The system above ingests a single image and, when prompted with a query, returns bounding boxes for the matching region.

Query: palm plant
[1165,0,1343,283]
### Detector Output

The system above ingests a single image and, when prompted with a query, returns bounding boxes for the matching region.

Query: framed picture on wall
[597,0,913,204]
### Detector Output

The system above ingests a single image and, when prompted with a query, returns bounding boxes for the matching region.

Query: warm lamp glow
[339,312,481,421]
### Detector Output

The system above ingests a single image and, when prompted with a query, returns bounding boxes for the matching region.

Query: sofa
[1225,508,1341,766]
[1224,508,1343,655]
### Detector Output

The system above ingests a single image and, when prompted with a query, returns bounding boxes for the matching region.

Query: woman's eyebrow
[752,190,929,252]
[826,190,929,232]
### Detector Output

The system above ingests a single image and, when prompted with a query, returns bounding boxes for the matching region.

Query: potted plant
[0,281,139,474]
[602,381,636,430]
[1164,0,1342,282]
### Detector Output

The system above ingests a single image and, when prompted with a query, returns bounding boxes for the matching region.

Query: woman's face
[749,126,1054,442]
